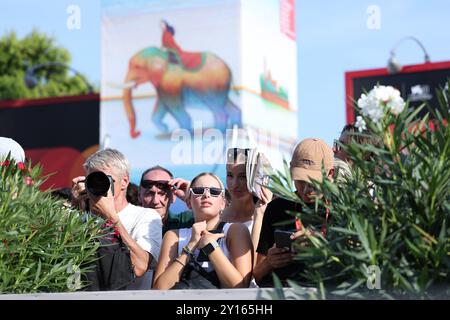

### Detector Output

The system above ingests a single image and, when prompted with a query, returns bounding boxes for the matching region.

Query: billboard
[101,0,298,193]
[345,61,450,124]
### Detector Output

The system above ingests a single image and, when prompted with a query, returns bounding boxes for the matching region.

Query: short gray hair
[83,148,130,178]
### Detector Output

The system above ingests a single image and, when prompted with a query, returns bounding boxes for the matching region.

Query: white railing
[0,287,313,300]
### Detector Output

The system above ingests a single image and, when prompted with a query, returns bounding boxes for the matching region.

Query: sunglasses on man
[140,180,172,193]
[190,187,224,197]
[296,181,317,195]
[333,139,343,152]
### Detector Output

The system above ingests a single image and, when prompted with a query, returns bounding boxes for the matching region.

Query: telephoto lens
[85,171,115,197]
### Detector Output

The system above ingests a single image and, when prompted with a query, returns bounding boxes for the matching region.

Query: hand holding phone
[274,230,293,251]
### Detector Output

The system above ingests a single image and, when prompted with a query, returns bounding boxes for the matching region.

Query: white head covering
[0,137,25,162]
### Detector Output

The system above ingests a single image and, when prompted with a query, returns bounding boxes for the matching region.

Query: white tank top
[177,223,232,273]
[243,220,253,234]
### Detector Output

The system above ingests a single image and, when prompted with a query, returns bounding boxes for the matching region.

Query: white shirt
[177,223,233,272]
[178,222,257,288]
[334,157,352,183]
[117,203,162,290]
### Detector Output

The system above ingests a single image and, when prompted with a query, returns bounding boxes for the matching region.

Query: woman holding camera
[153,172,253,289]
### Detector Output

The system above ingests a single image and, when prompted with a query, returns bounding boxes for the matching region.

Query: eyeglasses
[333,139,343,152]
[140,180,171,193]
[190,187,224,197]
[227,148,250,164]
[296,181,316,195]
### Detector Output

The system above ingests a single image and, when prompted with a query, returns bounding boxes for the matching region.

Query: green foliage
[0,29,95,100]
[268,82,450,299]
[0,158,104,293]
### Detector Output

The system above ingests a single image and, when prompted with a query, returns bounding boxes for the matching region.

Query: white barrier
[0,287,313,300]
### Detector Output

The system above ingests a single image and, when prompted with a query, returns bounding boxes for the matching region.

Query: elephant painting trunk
[123,86,140,138]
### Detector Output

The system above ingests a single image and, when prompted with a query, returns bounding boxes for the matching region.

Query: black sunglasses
[333,139,343,152]
[227,148,250,164]
[190,187,224,197]
[140,180,171,192]
[296,181,317,195]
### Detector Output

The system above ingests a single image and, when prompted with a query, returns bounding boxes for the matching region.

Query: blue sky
[1,0,450,146]
[1,0,100,87]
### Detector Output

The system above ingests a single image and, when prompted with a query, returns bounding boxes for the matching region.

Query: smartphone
[274,230,293,250]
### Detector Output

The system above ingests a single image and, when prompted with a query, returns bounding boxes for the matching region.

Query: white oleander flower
[355,116,367,132]
[357,85,405,123]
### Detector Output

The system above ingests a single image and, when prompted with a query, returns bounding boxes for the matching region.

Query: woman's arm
[205,223,253,288]
[253,246,293,285]
[250,206,265,260]
[253,253,271,284]
[152,230,185,289]
[153,222,205,289]
[250,187,272,263]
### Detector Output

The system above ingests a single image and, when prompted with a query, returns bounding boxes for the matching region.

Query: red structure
[345,61,450,124]
[0,94,100,190]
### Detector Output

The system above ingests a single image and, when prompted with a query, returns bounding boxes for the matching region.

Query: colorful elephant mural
[122,44,242,138]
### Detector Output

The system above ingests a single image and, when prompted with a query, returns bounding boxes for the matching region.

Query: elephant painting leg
[151,99,170,133]
[163,98,193,132]
[197,91,229,132]
[212,108,228,132]
[225,98,243,128]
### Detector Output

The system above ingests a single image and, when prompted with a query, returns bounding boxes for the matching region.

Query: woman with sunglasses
[222,148,272,254]
[153,172,253,289]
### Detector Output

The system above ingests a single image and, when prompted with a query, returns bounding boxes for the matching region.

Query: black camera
[85,171,115,197]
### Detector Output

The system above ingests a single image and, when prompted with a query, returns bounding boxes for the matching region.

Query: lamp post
[23,62,94,93]
[387,36,431,74]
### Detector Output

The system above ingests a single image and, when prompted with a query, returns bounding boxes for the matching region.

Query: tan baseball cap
[290,138,333,183]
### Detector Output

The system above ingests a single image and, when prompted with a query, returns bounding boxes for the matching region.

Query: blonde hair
[190,172,225,191]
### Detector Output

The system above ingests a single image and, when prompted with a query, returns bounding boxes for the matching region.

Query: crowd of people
[0,124,375,290]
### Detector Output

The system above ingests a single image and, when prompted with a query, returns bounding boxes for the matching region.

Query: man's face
[334,132,352,162]
[294,180,321,204]
[138,169,173,219]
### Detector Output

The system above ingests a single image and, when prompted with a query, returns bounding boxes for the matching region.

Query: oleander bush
[269,81,450,299]
[0,159,104,293]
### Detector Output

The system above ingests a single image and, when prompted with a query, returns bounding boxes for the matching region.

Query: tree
[0,29,94,100]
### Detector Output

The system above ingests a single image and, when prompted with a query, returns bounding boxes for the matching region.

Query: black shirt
[257,197,327,287]
[257,197,302,287]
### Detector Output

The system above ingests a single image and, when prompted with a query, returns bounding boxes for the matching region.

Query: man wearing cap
[254,138,334,287]
[333,123,380,183]
[138,165,194,235]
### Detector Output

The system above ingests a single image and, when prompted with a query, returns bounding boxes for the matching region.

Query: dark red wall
[0,94,100,190]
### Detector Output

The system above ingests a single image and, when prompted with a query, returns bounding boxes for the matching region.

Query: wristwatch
[201,240,220,256]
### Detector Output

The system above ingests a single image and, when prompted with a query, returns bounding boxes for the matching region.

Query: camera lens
[86,171,111,197]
